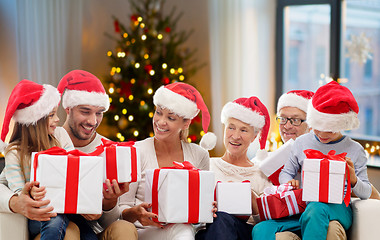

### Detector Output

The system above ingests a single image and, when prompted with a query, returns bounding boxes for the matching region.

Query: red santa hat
[277,90,314,114]
[221,96,270,160]
[153,82,216,150]
[0,80,61,151]
[307,81,359,132]
[58,70,110,111]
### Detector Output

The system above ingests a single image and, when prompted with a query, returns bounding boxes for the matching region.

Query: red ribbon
[90,138,137,183]
[304,149,351,206]
[152,161,200,223]
[33,147,91,213]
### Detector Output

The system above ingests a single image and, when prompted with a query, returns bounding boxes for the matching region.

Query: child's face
[313,129,343,144]
[47,106,59,135]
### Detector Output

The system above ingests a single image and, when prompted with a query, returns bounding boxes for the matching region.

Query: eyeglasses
[276,116,306,126]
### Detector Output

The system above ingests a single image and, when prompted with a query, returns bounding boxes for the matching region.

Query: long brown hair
[5,116,60,181]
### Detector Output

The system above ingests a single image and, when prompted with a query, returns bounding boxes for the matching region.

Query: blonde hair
[5,117,60,182]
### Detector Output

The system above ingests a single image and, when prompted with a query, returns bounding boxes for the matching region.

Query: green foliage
[103,0,203,142]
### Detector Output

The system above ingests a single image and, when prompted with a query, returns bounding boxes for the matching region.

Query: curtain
[208,0,276,154]
[16,0,83,86]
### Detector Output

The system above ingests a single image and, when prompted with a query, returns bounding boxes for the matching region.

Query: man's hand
[102,179,130,211]
[122,202,163,228]
[9,181,56,221]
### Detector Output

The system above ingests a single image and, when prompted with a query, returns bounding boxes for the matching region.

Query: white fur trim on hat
[62,89,110,111]
[306,101,360,132]
[200,132,217,150]
[13,84,61,125]
[221,102,265,129]
[0,140,8,152]
[277,93,309,114]
[153,86,199,119]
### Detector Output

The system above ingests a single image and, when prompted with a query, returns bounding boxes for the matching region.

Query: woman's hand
[102,179,130,211]
[212,201,217,218]
[345,157,358,187]
[30,183,46,201]
[287,179,299,189]
[122,202,163,228]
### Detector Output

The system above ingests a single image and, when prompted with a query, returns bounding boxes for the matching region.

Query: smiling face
[64,105,105,146]
[313,129,343,144]
[223,117,258,158]
[152,106,190,142]
[47,106,59,135]
[278,106,309,142]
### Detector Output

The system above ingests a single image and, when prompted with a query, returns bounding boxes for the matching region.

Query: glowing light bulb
[157,34,163,39]
[123,33,128,38]
[135,63,140,68]
[149,112,154,118]
[178,68,183,73]
[122,109,127,115]
[140,100,145,106]
[138,17,143,22]
[162,63,167,69]
[134,130,139,137]
[129,95,134,100]
[141,35,147,40]
[179,75,185,81]
[119,97,125,103]
[128,115,134,121]
[109,87,114,94]
[147,88,153,94]
[107,51,112,57]
[149,70,155,76]
[114,115,119,121]
[130,79,136,84]
[170,68,175,74]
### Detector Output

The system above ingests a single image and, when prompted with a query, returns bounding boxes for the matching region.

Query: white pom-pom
[0,140,8,153]
[199,132,217,150]
[255,149,268,161]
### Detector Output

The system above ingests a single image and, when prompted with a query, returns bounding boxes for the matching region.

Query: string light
[157,34,163,39]
[162,63,167,69]
[116,67,121,73]
[131,39,136,44]
[140,23,145,28]
[141,35,147,41]
[116,133,122,138]
[109,87,114,94]
[129,95,134,100]
[114,115,119,121]
[149,112,154,118]
[122,109,127,115]
[131,79,136,84]
[144,53,149,59]
[170,68,175,74]
[149,132,154,137]
[133,130,139,137]
[137,17,143,22]
[147,88,153,94]
[187,137,192,143]
[179,75,185,81]
[149,70,155,76]
[123,33,128,38]
[178,68,183,73]
[200,131,205,136]
[119,97,125,103]
[107,51,112,57]
[135,63,140,68]
[120,136,125,141]
[117,52,126,58]
[109,98,112,103]
[140,100,145,106]
[128,115,134,121]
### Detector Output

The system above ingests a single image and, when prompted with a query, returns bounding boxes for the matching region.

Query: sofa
[1,198,380,240]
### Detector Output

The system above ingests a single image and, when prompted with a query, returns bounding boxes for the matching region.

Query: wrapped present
[91,138,141,183]
[145,161,214,223]
[259,139,294,185]
[302,149,351,206]
[256,184,306,221]
[215,181,252,216]
[30,147,103,214]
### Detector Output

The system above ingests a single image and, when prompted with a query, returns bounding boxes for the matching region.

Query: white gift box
[31,151,103,214]
[98,144,141,183]
[215,182,252,216]
[259,139,294,185]
[145,168,214,223]
[302,158,346,204]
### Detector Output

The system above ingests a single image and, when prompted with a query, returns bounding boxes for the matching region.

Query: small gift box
[31,147,103,214]
[215,181,252,216]
[259,139,294,185]
[302,149,351,206]
[91,138,141,183]
[256,184,306,221]
[145,161,214,223]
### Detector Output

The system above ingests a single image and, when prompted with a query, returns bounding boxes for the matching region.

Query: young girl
[1,80,96,240]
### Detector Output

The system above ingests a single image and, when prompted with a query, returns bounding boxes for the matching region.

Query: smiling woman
[195,96,273,240]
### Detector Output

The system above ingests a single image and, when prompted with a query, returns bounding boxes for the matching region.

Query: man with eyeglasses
[262,90,346,240]
[276,90,314,143]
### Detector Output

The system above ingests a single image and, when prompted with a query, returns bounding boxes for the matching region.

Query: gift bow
[90,138,135,156]
[263,183,294,198]
[152,161,200,223]
[33,146,92,213]
[303,149,351,207]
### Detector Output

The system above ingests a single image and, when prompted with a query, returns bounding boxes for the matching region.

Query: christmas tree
[103,0,204,142]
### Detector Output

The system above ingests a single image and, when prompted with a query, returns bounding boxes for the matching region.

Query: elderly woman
[196,96,273,240]
[101,82,216,240]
